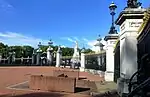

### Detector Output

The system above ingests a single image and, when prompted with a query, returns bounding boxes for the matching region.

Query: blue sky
[0,0,149,49]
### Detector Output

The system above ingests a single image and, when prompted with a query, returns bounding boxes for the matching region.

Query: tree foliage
[0,42,94,58]
[84,48,95,54]
[0,42,34,58]
[61,47,74,56]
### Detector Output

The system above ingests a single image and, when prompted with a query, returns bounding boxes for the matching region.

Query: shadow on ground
[75,87,90,93]
[8,81,91,94]
[1,92,66,97]
[92,90,119,97]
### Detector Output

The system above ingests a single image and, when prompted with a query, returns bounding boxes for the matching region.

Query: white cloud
[60,37,76,43]
[0,32,53,48]
[87,40,100,52]
[60,45,66,48]
[87,40,97,47]
[0,0,14,12]
[60,36,107,52]
[82,38,88,42]
[82,37,107,52]
[73,37,79,41]
[0,32,107,51]
[67,37,75,42]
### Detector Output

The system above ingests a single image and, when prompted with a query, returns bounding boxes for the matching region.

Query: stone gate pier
[115,6,146,96]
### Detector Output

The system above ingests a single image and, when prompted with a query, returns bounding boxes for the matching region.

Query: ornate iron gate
[127,10,150,96]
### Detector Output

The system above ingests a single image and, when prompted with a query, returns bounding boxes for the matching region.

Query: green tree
[40,46,48,52]
[53,45,58,51]
[6,45,34,58]
[1,48,9,58]
[0,42,6,49]
[0,43,9,58]
[61,47,74,56]
[22,46,34,57]
[0,42,95,59]
[10,46,23,58]
[84,48,95,54]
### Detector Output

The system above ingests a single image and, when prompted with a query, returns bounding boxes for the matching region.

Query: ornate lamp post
[109,2,117,34]
[38,42,42,49]
[48,39,53,47]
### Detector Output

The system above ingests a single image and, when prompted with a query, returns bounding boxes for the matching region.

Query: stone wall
[84,69,105,77]
[29,75,76,93]
[76,80,91,88]
[53,69,79,79]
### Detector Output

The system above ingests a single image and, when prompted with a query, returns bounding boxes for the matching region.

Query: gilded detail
[114,39,119,49]
[137,8,150,39]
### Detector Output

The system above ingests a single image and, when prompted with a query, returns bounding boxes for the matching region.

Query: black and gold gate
[127,9,150,97]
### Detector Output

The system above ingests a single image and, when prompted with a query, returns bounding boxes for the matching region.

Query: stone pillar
[36,53,40,65]
[104,34,118,82]
[85,60,87,64]
[0,55,2,63]
[36,49,42,65]
[80,48,85,71]
[32,54,35,65]
[21,57,23,64]
[12,52,15,64]
[47,47,53,65]
[32,50,35,65]
[115,8,145,95]
[56,46,62,67]
[53,51,56,58]
[8,53,11,64]
[97,56,101,66]
[27,56,30,64]
[7,57,9,64]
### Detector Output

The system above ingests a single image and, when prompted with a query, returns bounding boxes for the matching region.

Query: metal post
[109,2,117,34]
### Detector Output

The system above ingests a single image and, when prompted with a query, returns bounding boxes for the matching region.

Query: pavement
[0,66,117,97]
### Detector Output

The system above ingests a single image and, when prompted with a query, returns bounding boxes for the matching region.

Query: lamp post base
[105,71,114,82]
[79,67,85,72]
